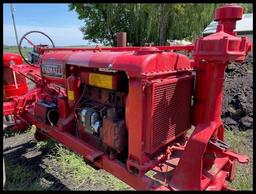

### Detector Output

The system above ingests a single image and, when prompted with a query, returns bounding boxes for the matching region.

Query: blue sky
[3,3,94,46]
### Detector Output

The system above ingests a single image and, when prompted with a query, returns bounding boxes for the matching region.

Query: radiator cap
[214,4,243,21]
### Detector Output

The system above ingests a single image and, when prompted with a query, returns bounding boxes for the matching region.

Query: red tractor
[3,4,251,190]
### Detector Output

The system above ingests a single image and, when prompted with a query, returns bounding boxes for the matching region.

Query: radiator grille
[150,77,193,152]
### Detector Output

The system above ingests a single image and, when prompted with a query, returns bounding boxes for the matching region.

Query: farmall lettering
[3,4,251,191]
[41,63,63,78]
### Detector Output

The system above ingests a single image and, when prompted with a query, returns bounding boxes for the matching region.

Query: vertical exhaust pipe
[116,32,127,47]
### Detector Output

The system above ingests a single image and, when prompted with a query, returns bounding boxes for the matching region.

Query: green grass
[4,46,31,58]
[224,129,253,190]
[46,144,131,190]
[5,162,45,191]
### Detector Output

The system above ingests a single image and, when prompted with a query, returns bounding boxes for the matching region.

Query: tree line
[69,3,252,46]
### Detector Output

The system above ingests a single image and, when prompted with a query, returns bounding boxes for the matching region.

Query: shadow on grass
[3,138,70,191]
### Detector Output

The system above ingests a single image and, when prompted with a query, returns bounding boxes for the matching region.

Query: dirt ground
[222,55,253,131]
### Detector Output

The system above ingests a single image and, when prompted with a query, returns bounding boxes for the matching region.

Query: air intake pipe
[116,32,127,47]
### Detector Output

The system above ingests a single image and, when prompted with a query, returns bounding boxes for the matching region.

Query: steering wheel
[18,31,55,65]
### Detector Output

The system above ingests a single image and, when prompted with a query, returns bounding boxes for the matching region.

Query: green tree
[240,3,252,13]
[69,3,249,46]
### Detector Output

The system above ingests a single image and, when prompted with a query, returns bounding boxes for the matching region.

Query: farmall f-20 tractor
[3,4,252,190]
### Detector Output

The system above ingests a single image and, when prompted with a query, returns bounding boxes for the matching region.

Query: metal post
[116,32,127,47]
[10,4,19,47]
[10,4,20,89]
